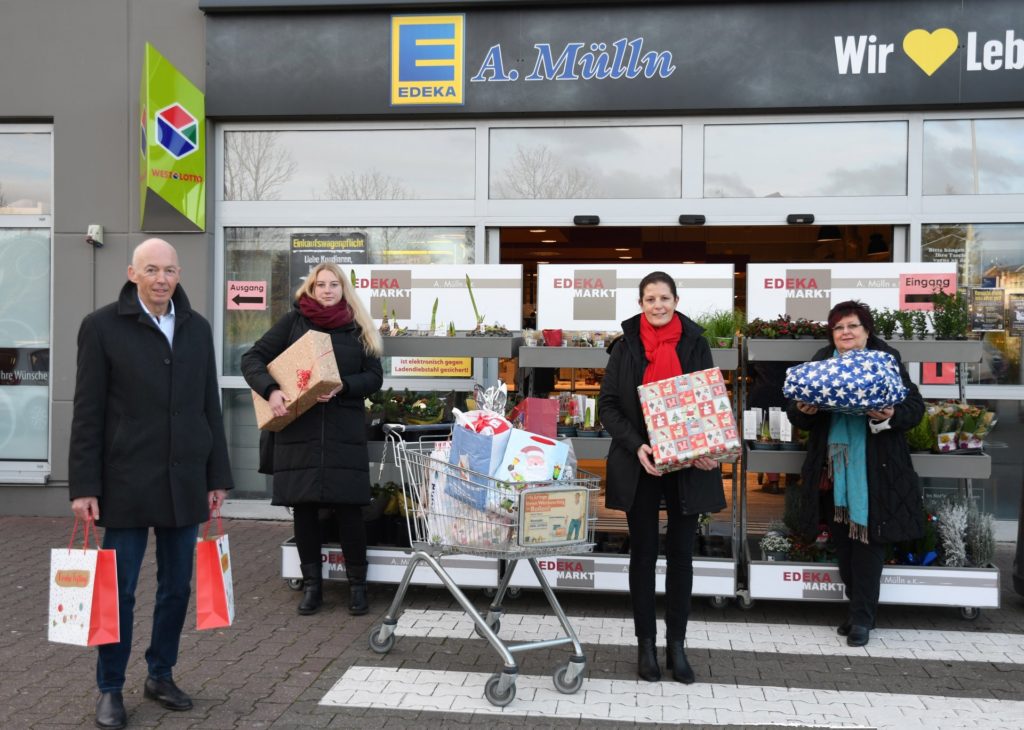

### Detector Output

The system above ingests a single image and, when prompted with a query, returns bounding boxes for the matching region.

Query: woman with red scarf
[242,263,383,617]
[598,271,726,684]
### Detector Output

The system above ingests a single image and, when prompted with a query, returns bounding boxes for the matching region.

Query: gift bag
[48,518,119,646]
[508,397,559,438]
[196,511,235,630]
[447,424,512,508]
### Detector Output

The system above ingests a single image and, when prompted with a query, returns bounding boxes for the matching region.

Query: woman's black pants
[626,474,701,641]
[831,517,885,629]
[293,504,368,570]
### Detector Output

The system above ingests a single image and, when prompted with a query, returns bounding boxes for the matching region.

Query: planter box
[517,345,738,371]
[745,338,983,364]
[748,559,999,608]
[744,445,991,479]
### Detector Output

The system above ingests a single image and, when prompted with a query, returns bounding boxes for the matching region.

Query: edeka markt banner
[347,264,522,331]
[139,43,205,231]
[536,264,734,331]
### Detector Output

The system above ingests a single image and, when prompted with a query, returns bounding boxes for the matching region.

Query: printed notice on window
[518,487,589,547]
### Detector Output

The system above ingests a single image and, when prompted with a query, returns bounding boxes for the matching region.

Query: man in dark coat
[69,238,233,730]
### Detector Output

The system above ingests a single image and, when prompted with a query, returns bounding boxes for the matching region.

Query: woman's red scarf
[640,313,683,384]
[298,295,354,329]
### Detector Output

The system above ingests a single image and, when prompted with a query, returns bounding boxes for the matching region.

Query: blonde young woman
[242,263,383,616]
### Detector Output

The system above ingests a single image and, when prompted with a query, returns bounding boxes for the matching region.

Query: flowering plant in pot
[758,532,792,561]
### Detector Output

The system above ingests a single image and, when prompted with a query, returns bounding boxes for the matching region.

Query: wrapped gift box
[637,367,741,474]
[251,330,342,431]
[782,349,908,415]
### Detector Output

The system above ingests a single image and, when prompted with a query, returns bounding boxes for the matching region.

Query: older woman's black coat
[68,282,234,528]
[597,312,727,516]
[785,336,925,544]
[241,305,383,506]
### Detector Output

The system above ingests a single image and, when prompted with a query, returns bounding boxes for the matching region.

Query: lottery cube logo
[155,103,199,159]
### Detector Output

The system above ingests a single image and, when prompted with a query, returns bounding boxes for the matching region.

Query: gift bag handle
[68,516,100,552]
[202,508,224,540]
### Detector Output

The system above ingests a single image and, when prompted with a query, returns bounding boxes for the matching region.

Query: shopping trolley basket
[368,424,600,707]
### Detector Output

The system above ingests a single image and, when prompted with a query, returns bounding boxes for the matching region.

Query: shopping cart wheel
[737,594,755,610]
[960,607,981,621]
[708,595,730,609]
[507,587,522,600]
[368,624,396,654]
[482,587,497,599]
[552,664,585,694]
[474,617,501,638]
[484,674,516,707]
[286,578,303,591]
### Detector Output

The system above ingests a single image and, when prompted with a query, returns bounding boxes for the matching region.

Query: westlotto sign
[553,270,617,320]
[391,15,465,105]
[747,263,957,323]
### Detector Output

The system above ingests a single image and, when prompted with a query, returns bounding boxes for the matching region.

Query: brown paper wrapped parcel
[251,330,341,432]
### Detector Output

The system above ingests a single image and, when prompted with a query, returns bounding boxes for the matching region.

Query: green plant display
[430,297,438,333]
[698,309,740,346]
[872,307,898,339]
[894,309,915,340]
[931,287,971,340]
[911,310,929,340]
[465,273,484,326]
[906,412,934,452]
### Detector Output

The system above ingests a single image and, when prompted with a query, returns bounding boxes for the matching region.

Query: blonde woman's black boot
[666,639,695,683]
[297,563,323,615]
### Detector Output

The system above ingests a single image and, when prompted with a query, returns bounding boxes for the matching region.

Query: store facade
[1,0,1022,532]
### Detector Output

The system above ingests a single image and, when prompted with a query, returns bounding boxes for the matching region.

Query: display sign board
[226,281,267,310]
[507,555,735,596]
[346,264,522,331]
[970,288,1005,332]
[536,264,734,330]
[1010,294,1024,337]
[288,233,367,294]
[139,43,205,231]
[746,263,957,323]
[389,357,472,378]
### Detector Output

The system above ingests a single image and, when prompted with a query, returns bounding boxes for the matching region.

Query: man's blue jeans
[97,524,198,693]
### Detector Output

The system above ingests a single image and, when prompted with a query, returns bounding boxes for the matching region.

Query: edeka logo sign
[764,269,832,321]
[554,269,617,321]
[155,103,198,159]
[391,15,464,106]
[357,270,413,320]
[539,558,595,589]
[835,26,1024,77]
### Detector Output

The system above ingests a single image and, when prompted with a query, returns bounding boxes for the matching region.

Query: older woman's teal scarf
[827,350,870,544]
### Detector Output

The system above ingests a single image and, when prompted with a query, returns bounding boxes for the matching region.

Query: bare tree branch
[223,131,297,201]
[492,144,598,199]
[322,170,410,200]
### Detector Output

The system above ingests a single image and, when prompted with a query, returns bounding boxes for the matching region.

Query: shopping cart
[368,424,600,707]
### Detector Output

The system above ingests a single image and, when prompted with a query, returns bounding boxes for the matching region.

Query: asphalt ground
[5,515,1024,729]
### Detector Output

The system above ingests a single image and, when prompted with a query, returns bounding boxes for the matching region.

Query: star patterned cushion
[782,349,908,415]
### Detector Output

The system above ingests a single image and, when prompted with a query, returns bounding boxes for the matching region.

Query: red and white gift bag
[196,511,235,630]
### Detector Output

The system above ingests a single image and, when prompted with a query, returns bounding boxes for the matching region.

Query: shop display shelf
[382,335,523,359]
[518,345,738,371]
[744,445,992,480]
[744,338,984,364]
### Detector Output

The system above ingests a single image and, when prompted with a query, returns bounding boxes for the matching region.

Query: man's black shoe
[95,691,127,729]
[846,625,871,647]
[143,676,193,711]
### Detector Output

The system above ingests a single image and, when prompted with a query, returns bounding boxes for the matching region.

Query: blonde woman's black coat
[598,312,727,516]
[241,306,383,506]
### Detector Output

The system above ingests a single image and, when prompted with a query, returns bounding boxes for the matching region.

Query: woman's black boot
[297,563,323,615]
[666,639,695,684]
[637,637,661,682]
[346,562,369,616]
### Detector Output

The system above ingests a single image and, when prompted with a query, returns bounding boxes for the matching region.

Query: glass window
[704,122,908,197]
[222,226,475,376]
[922,223,1024,385]
[0,229,50,460]
[0,133,51,214]
[923,119,1024,195]
[489,126,682,199]
[222,129,475,200]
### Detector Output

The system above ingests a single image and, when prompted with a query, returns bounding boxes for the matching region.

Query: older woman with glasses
[785,300,924,647]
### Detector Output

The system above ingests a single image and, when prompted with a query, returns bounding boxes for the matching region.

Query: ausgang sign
[206,0,1024,116]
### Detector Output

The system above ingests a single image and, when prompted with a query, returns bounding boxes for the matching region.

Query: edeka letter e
[391,15,465,106]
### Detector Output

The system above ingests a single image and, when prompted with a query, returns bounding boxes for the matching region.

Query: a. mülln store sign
[202,0,1024,117]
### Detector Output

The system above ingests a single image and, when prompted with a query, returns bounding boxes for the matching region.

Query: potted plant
[700,309,740,348]
[872,307,898,340]
[931,287,971,340]
[759,532,792,561]
[912,310,929,340]
[894,309,916,340]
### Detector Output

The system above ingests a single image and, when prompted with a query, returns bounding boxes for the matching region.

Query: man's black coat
[69,282,234,528]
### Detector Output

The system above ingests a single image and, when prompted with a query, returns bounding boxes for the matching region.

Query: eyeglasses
[141,266,180,279]
[831,323,863,333]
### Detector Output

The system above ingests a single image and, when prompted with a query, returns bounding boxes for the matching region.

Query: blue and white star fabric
[782,349,908,414]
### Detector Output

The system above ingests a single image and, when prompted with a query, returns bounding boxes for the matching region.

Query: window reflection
[922,119,1024,195]
[489,126,682,199]
[0,133,51,214]
[704,122,907,198]
[222,226,474,376]
[922,223,1024,385]
[222,129,475,200]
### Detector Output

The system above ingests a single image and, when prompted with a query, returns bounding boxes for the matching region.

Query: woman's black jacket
[597,312,727,516]
[785,336,925,544]
[241,305,383,506]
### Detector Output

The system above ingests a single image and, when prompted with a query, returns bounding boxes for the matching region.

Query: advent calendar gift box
[782,349,908,415]
[637,367,741,474]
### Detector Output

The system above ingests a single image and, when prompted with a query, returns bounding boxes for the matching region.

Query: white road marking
[383,609,1024,664]
[321,666,1024,728]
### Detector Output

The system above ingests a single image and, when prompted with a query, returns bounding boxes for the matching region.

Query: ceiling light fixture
[541,239,556,243]
[614,248,630,252]
[618,256,633,260]
[529,229,547,233]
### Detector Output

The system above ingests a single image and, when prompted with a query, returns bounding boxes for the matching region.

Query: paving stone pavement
[4,515,1024,728]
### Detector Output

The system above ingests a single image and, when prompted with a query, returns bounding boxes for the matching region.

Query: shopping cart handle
[382,423,407,436]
